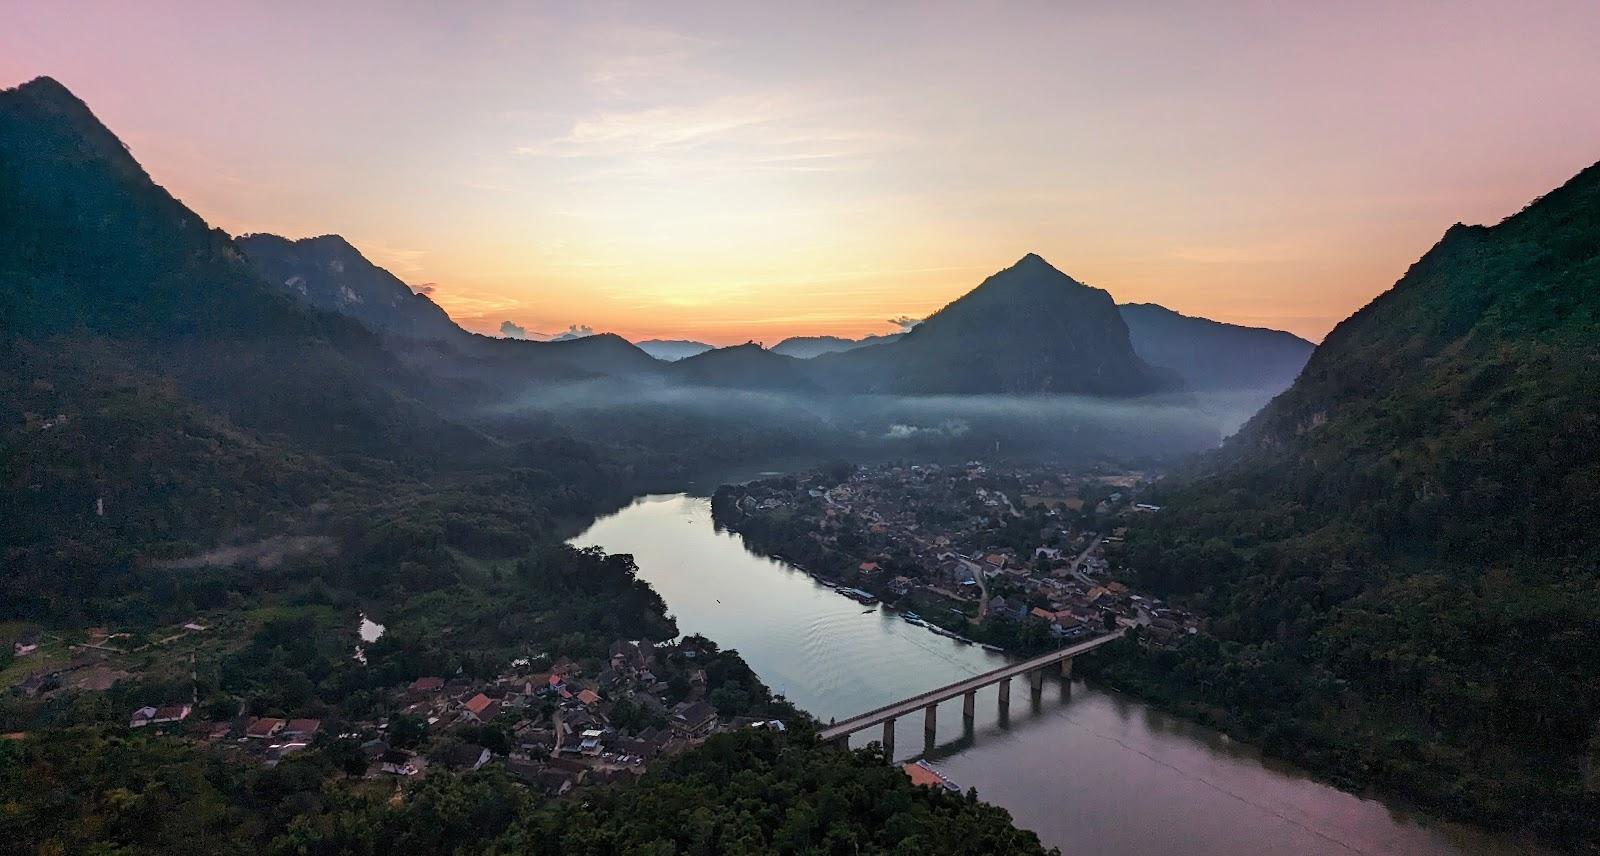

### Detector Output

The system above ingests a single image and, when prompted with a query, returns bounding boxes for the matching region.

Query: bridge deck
[817,628,1125,741]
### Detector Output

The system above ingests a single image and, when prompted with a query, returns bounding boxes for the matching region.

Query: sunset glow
[5,1,1599,343]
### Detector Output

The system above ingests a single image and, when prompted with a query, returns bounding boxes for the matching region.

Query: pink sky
[5,1,1600,344]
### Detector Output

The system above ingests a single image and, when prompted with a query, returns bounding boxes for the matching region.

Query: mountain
[670,343,818,391]
[232,233,672,389]
[235,233,462,342]
[771,333,902,359]
[1116,303,1312,392]
[1117,160,1600,846]
[634,338,713,361]
[819,254,1175,395]
[0,77,475,463]
[537,332,665,378]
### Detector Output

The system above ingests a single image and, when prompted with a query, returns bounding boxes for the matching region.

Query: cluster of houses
[114,636,772,797]
[725,462,1198,645]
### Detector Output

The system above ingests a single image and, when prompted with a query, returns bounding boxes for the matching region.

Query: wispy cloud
[513,93,903,179]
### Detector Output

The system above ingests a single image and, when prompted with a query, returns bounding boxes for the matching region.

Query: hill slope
[634,338,713,361]
[670,342,818,391]
[820,254,1174,395]
[1119,160,1600,846]
[236,233,462,342]
[1117,303,1312,391]
[771,333,902,359]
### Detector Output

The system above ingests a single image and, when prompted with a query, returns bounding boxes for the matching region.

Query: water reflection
[571,494,1549,856]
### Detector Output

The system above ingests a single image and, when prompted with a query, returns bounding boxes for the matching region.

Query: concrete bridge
[817,628,1126,757]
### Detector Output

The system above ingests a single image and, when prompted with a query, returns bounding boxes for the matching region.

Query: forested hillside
[1110,160,1600,849]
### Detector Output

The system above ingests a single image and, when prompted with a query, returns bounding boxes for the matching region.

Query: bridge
[817,628,1126,757]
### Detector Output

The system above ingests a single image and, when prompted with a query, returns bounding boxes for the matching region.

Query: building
[245,717,286,739]
[463,692,500,722]
[282,718,321,740]
[432,743,491,772]
[670,701,718,736]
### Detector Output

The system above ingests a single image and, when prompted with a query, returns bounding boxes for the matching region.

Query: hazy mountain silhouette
[771,333,902,358]
[670,342,818,391]
[635,339,714,361]
[1118,303,1313,391]
[816,254,1175,395]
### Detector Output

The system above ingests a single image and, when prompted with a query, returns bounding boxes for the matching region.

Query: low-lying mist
[484,379,1279,469]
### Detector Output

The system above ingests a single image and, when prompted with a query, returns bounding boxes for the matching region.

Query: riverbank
[573,493,1545,856]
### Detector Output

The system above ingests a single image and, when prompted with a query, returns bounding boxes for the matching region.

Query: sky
[5,1,1600,345]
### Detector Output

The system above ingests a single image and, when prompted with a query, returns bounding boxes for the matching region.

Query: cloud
[411,282,438,296]
[888,315,923,332]
[884,419,970,440]
[513,94,903,179]
[500,320,529,339]
[550,324,596,341]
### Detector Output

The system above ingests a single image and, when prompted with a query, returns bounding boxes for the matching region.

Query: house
[575,688,601,706]
[463,692,500,722]
[858,561,879,574]
[1029,607,1056,622]
[245,717,286,739]
[671,701,718,736]
[535,768,579,796]
[432,742,491,771]
[152,704,191,726]
[128,706,159,728]
[12,634,39,657]
[283,718,321,740]
[380,749,415,775]
[409,676,445,694]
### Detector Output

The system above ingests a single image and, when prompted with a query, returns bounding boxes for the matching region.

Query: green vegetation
[0,727,1052,855]
[1108,161,1600,850]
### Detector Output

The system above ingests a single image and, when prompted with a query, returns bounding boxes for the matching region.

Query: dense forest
[0,727,1053,855]
[1104,161,1600,850]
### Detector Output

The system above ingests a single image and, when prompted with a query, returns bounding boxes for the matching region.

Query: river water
[571,493,1547,856]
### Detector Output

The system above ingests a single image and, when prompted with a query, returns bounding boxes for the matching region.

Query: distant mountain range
[235,231,1311,399]
[635,339,714,361]
[770,333,903,359]
[761,305,1312,392]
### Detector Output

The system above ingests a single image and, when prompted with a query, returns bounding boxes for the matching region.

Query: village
[715,461,1200,653]
[6,623,782,798]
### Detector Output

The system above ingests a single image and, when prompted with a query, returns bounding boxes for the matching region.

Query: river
[571,492,1548,856]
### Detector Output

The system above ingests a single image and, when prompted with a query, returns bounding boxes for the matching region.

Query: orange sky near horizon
[5,1,1600,345]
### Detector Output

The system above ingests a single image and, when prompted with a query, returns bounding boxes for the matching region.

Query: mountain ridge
[1117,157,1600,847]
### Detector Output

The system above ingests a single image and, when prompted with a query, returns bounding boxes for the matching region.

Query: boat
[838,587,879,605]
[980,643,1005,653]
[903,760,961,793]
[903,616,925,626]
[900,611,921,621]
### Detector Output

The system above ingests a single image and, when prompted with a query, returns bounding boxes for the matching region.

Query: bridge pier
[997,676,1010,715]
[1029,666,1044,696]
[1059,657,1073,678]
[881,718,895,759]
[962,690,976,726]
[924,703,937,743]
